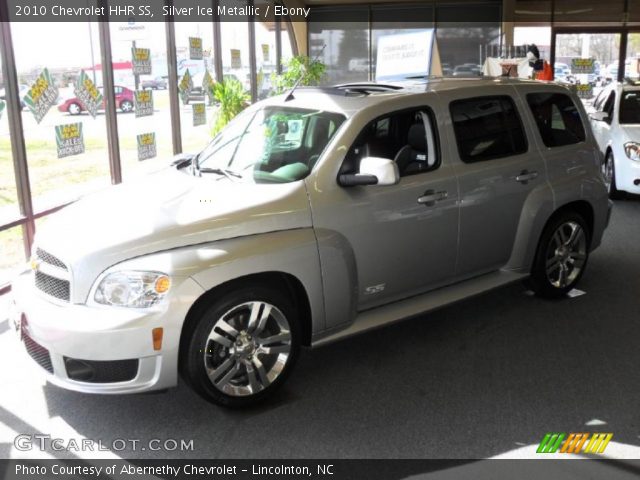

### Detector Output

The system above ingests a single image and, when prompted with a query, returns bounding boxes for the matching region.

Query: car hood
[35,167,312,302]
[619,124,640,142]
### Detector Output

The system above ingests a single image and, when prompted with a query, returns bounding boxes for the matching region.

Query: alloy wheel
[203,301,291,397]
[545,221,588,289]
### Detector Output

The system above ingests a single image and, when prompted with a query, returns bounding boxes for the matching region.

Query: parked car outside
[11,78,611,407]
[57,85,134,114]
[141,76,167,90]
[589,82,640,198]
[0,83,28,109]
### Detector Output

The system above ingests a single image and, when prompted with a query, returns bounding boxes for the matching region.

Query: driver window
[341,107,440,178]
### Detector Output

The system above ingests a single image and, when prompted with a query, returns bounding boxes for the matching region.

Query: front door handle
[515,170,539,184]
[418,189,448,206]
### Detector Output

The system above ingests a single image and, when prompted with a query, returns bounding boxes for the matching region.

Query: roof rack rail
[333,83,404,93]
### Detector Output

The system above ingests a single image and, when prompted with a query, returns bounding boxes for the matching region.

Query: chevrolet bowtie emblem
[30,258,40,271]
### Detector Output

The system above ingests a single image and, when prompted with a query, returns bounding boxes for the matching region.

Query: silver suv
[10,78,611,407]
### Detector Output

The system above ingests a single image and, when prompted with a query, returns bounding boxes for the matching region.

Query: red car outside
[57,86,134,115]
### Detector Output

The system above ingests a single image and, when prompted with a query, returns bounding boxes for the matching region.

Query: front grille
[23,332,54,374]
[64,357,139,383]
[35,270,70,301]
[36,248,68,270]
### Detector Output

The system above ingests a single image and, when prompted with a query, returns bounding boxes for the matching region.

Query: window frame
[449,95,529,164]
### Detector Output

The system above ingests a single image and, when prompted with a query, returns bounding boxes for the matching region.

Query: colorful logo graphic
[537,432,613,454]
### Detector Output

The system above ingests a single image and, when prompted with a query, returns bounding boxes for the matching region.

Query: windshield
[196,106,346,183]
[619,90,640,124]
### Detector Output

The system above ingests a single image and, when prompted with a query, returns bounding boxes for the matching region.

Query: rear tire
[67,103,81,115]
[181,284,300,408]
[529,211,590,299]
[119,100,133,113]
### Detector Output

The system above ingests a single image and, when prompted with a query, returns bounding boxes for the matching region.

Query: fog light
[64,358,95,382]
[152,327,163,351]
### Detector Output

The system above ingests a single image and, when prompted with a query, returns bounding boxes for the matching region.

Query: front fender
[141,229,326,334]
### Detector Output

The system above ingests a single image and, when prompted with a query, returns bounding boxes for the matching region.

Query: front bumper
[10,271,204,394]
[614,153,640,194]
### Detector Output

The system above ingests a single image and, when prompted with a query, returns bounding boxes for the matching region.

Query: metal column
[98,0,122,184]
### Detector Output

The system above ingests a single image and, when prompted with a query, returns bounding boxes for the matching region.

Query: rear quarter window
[449,96,528,163]
[526,92,586,147]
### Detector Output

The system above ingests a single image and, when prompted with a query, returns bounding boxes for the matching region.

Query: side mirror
[339,157,400,187]
[589,111,609,122]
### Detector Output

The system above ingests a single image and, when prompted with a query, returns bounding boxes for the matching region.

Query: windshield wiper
[198,167,242,181]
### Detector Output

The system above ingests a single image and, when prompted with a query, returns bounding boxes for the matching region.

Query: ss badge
[364,283,386,295]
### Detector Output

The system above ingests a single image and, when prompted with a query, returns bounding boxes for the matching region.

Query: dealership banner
[137,132,156,161]
[131,47,152,75]
[375,30,435,82]
[189,37,203,60]
[73,70,102,118]
[202,70,214,104]
[134,90,154,118]
[23,68,59,124]
[576,84,594,99]
[230,49,242,69]
[55,123,84,158]
[2,459,639,480]
[571,58,596,74]
[179,69,193,105]
[192,103,206,127]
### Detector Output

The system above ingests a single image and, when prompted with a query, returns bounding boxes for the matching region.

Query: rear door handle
[418,190,448,206]
[515,170,539,184]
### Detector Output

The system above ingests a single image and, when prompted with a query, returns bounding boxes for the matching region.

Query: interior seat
[393,123,432,175]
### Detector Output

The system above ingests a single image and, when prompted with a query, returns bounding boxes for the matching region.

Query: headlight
[94,271,171,308]
[624,142,640,162]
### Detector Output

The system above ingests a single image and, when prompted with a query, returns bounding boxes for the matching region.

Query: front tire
[182,285,300,407]
[529,212,590,299]
[603,151,623,200]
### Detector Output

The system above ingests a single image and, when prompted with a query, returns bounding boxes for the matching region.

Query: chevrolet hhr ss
[10,78,611,407]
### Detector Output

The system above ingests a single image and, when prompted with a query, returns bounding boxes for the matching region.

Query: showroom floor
[1,199,639,460]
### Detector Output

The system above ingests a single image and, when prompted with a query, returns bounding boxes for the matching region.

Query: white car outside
[589,83,640,198]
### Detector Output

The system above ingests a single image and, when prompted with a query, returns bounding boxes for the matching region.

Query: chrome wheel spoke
[546,258,561,276]
[246,363,263,393]
[207,331,233,348]
[207,357,235,382]
[216,319,240,338]
[257,331,290,347]
[252,356,270,386]
[214,362,240,388]
[246,302,262,332]
[248,303,272,334]
[558,264,569,288]
[564,224,580,246]
[259,344,290,355]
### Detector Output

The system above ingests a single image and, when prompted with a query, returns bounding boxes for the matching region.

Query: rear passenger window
[526,93,586,147]
[450,96,527,163]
